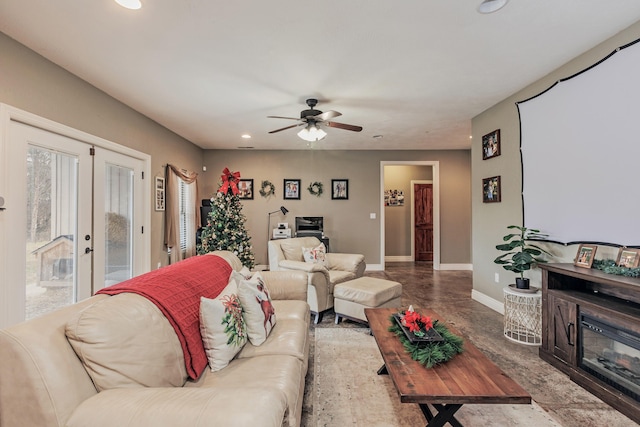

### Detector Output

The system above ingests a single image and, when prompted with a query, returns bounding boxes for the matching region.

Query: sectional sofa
[0,251,310,427]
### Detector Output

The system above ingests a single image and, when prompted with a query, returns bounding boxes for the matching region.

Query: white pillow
[236,271,276,346]
[199,279,248,372]
[238,265,253,279]
[302,242,326,264]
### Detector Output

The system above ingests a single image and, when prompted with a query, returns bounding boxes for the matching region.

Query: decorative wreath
[307,181,324,197]
[259,180,275,198]
[388,312,464,368]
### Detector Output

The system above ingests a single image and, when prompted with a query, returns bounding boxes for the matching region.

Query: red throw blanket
[97,254,232,379]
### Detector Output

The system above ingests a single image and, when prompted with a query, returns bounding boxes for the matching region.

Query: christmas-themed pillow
[236,271,276,346]
[199,279,248,372]
[302,242,326,264]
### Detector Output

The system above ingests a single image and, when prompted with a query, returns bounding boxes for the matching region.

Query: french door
[1,119,146,327]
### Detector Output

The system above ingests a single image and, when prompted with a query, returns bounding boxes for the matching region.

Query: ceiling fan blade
[327,121,363,132]
[315,110,342,121]
[267,115,301,120]
[268,123,304,134]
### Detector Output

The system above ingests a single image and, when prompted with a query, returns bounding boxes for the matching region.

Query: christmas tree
[197,168,255,269]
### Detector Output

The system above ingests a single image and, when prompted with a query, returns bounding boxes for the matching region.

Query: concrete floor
[307,262,637,427]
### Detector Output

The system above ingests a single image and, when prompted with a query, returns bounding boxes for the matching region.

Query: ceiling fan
[268,98,363,142]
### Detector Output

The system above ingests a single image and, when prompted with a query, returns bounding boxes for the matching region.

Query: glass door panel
[103,163,134,286]
[25,145,77,319]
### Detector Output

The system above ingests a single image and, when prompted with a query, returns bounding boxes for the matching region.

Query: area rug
[313,327,563,427]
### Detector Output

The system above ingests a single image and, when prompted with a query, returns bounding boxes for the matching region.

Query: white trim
[471,289,504,315]
[385,256,412,262]
[365,263,384,271]
[380,161,440,270]
[440,263,473,271]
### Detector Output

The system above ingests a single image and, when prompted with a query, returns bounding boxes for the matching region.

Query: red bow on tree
[218,167,241,195]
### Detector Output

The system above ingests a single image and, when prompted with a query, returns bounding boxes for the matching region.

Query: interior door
[414,183,433,262]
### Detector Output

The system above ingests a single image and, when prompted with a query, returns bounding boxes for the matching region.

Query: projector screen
[517,38,640,247]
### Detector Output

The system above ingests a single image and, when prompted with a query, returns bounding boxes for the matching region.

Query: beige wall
[0,32,204,268]
[471,21,640,303]
[384,165,433,257]
[202,149,471,266]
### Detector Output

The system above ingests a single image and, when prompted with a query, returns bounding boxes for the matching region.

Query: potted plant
[494,225,551,289]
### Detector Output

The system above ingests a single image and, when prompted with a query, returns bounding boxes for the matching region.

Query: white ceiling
[2,1,640,151]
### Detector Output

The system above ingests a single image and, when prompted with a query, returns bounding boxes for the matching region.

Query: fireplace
[580,313,640,402]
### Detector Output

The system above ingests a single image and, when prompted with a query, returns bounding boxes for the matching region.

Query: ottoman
[334,277,403,324]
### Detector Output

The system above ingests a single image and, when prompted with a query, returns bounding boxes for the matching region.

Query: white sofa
[268,237,366,323]
[0,251,310,427]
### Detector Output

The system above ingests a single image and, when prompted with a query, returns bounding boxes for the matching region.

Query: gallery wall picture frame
[616,247,640,268]
[155,176,165,211]
[575,244,597,268]
[482,176,501,203]
[482,129,501,160]
[331,179,349,200]
[283,179,301,200]
[238,179,254,200]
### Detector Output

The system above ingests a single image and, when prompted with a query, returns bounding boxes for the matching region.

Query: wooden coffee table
[365,307,531,427]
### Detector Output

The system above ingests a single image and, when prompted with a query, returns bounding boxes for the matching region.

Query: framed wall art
[575,244,597,268]
[283,179,301,200]
[238,179,254,200]
[482,176,501,203]
[331,179,349,200]
[155,176,165,211]
[482,129,501,160]
[616,247,640,268]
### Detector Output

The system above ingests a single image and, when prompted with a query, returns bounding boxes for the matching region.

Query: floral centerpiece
[389,306,464,368]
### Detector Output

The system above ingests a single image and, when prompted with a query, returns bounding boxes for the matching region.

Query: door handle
[85,247,93,254]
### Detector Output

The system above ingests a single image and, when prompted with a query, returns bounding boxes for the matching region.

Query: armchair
[268,237,365,323]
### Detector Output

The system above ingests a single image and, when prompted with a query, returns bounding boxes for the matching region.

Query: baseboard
[385,256,412,262]
[472,289,504,315]
[440,263,473,271]
[365,264,384,271]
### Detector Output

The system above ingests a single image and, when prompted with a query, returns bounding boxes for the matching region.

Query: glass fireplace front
[580,313,640,402]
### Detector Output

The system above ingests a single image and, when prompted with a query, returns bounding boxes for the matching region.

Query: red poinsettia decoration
[401,307,433,337]
[218,167,241,195]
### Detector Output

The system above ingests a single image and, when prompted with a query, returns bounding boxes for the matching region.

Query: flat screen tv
[295,217,323,237]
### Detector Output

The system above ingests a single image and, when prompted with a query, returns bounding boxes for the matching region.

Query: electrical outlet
[495,273,500,283]
[370,213,376,219]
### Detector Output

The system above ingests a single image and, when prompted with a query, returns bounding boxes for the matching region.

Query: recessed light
[241,134,251,139]
[477,0,508,14]
[115,0,142,10]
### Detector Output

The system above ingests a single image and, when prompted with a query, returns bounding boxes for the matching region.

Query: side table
[503,286,542,346]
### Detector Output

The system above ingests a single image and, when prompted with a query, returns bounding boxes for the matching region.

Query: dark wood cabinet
[539,263,640,424]
[548,292,577,364]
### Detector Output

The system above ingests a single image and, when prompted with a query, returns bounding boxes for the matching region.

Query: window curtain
[164,164,200,264]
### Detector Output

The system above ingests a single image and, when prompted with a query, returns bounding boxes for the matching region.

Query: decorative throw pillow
[199,279,248,372]
[236,271,276,346]
[238,265,253,279]
[302,242,326,264]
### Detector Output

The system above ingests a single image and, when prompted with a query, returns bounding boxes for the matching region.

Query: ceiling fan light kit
[268,98,362,142]
[297,124,327,142]
[477,0,508,14]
